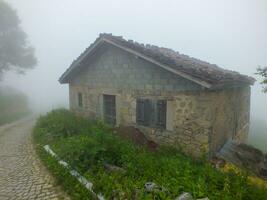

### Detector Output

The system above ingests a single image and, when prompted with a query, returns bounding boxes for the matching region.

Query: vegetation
[36,146,95,199]
[33,109,267,200]
[0,87,30,125]
[0,0,36,78]
[256,67,267,93]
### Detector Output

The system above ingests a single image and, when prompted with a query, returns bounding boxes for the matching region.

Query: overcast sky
[3,0,267,120]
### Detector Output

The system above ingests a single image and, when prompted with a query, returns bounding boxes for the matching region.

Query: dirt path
[0,118,70,200]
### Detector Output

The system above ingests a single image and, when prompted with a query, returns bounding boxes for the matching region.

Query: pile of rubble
[218,141,267,180]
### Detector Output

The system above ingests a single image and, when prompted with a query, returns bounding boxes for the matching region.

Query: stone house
[59,33,255,158]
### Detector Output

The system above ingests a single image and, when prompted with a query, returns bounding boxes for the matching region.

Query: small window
[156,100,166,129]
[78,93,83,107]
[136,98,166,129]
[136,99,145,124]
[136,99,151,126]
[103,94,116,125]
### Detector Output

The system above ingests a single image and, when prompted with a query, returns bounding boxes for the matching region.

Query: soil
[113,126,158,151]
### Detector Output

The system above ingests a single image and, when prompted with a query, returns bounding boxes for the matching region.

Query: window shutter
[136,99,145,124]
[137,98,167,128]
[144,99,151,126]
[78,93,83,107]
[103,94,116,125]
[136,99,152,126]
[156,100,166,128]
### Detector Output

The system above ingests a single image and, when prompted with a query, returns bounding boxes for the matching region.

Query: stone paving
[0,118,70,200]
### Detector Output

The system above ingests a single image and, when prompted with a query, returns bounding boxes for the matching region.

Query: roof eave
[209,80,255,90]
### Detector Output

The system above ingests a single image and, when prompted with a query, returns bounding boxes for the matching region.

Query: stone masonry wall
[234,87,251,143]
[68,45,251,158]
[208,86,251,155]
[69,85,212,158]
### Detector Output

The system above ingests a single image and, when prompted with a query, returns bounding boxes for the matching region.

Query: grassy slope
[33,109,267,200]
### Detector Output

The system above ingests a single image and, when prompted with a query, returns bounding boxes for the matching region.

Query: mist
[3,0,267,122]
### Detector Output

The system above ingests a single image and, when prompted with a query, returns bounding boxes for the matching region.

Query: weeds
[33,109,267,200]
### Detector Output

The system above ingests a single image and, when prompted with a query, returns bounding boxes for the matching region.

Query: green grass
[35,143,94,199]
[33,109,267,200]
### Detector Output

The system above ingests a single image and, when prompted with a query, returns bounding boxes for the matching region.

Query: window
[156,100,167,129]
[103,94,116,125]
[136,98,166,129]
[136,99,145,124]
[78,93,83,107]
[136,99,151,126]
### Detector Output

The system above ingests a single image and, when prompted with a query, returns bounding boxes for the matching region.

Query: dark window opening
[103,94,116,125]
[78,93,83,107]
[136,99,145,124]
[136,98,166,129]
[136,99,151,126]
[156,100,167,129]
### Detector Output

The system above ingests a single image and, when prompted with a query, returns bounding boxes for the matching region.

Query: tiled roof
[59,33,255,87]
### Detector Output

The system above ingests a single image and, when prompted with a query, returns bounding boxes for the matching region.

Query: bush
[33,109,267,200]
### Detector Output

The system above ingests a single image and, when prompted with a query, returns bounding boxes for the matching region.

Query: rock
[144,182,158,192]
[197,198,209,200]
[219,141,267,180]
[144,182,168,193]
[103,163,126,174]
[239,143,263,157]
[175,192,194,200]
[110,189,126,199]
[211,156,226,169]
[235,143,263,164]
[131,189,140,200]
[195,133,208,144]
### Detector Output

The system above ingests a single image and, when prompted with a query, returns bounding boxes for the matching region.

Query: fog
[3,0,267,121]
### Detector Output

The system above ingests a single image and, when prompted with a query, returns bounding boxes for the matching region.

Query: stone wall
[68,45,251,158]
[69,85,212,157]
[208,87,251,155]
[234,87,251,143]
